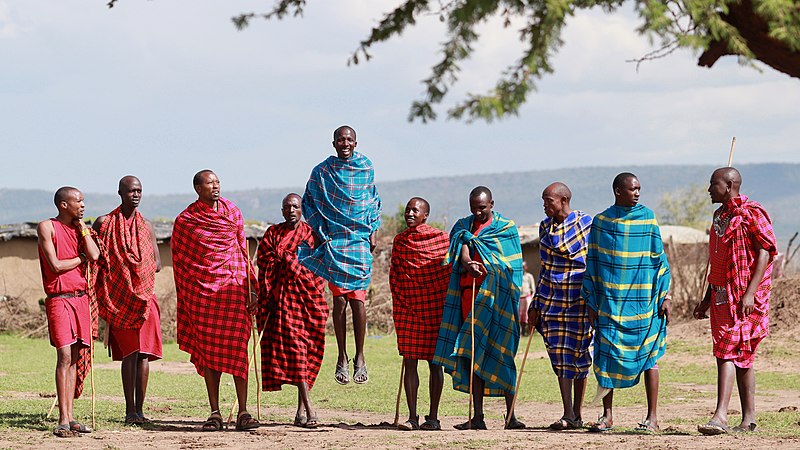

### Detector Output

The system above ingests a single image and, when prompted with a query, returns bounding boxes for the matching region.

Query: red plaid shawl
[256,221,327,390]
[716,195,777,348]
[172,198,254,379]
[390,224,450,361]
[95,207,157,330]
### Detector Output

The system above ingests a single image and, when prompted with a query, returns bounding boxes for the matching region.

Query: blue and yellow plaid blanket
[298,152,382,291]
[433,212,522,396]
[582,204,670,389]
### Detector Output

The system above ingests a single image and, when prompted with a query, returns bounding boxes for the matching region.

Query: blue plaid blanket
[433,212,522,396]
[298,152,382,291]
[535,210,594,379]
[582,204,670,389]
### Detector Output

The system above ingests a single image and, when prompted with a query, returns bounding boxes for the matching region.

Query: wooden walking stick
[697,136,738,312]
[90,325,96,430]
[226,315,270,428]
[468,278,476,430]
[251,321,261,420]
[46,397,58,419]
[245,240,262,421]
[228,240,264,427]
[393,361,406,426]
[87,263,96,430]
[505,321,535,428]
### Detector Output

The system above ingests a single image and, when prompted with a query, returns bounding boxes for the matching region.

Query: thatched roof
[1,221,272,244]
[660,225,708,244]
[0,223,38,241]
[518,225,539,246]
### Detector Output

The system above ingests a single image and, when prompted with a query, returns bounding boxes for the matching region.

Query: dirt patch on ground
[1,398,798,450]
[94,360,197,376]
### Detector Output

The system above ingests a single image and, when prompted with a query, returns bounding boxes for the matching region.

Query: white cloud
[0,1,23,38]
[0,0,798,195]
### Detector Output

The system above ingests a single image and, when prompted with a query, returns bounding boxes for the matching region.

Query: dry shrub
[363,233,395,334]
[0,295,47,338]
[323,231,396,335]
[158,288,178,340]
[664,239,708,321]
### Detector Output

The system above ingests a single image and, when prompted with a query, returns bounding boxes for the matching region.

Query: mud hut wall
[0,238,46,309]
[521,243,542,281]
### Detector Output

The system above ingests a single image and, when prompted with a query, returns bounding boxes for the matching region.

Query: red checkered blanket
[256,221,327,390]
[95,207,157,330]
[390,224,450,361]
[715,195,777,352]
[79,229,100,399]
[171,198,254,379]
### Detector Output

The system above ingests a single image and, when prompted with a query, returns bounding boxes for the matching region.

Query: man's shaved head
[333,125,356,140]
[543,182,572,202]
[612,172,637,191]
[193,169,215,186]
[119,175,141,191]
[282,192,302,204]
[54,186,79,206]
[469,186,494,224]
[712,167,742,189]
[542,182,573,222]
[469,186,493,201]
[281,192,303,225]
[708,166,743,204]
[408,196,430,215]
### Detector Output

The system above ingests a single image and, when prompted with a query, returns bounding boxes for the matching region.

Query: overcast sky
[2,1,798,195]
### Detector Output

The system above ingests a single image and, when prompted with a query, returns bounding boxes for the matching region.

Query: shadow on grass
[0,412,51,431]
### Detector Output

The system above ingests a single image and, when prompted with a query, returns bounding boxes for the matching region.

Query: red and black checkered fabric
[79,228,100,399]
[256,221,327,390]
[390,224,450,361]
[95,206,157,330]
[711,195,777,368]
[171,198,255,379]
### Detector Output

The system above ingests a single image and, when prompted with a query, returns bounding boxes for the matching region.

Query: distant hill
[2,163,797,244]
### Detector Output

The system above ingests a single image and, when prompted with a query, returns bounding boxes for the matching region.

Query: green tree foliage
[231,0,800,123]
[658,184,713,230]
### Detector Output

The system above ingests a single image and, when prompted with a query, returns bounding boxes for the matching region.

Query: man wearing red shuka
[696,167,777,436]
[38,186,101,438]
[93,175,163,425]
[171,170,259,432]
[390,197,450,431]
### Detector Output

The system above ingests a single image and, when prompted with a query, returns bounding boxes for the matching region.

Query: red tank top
[707,228,730,287]
[460,215,492,287]
[38,219,87,295]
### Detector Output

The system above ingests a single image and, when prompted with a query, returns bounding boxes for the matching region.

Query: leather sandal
[202,411,223,432]
[236,411,260,431]
[420,415,441,431]
[397,415,419,431]
[334,359,350,385]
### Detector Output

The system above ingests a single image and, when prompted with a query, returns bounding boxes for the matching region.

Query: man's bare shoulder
[36,219,54,236]
[92,214,108,232]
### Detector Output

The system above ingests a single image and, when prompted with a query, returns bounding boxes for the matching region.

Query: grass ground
[1,324,799,448]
